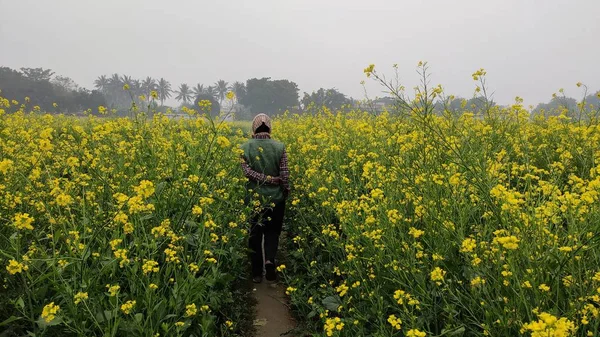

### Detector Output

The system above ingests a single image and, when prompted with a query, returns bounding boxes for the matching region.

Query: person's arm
[240,156,277,184]
[280,148,290,195]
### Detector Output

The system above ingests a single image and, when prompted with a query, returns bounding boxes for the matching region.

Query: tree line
[9,66,594,119]
[93,74,353,118]
[0,66,355,118]
[0,67,106,114]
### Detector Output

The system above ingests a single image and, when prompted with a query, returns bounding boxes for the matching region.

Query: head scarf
[252,113,272,134]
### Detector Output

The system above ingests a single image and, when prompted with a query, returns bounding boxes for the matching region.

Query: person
[240,113,290,283]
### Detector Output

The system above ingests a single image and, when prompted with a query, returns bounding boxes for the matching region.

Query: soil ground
[252,281,296,337]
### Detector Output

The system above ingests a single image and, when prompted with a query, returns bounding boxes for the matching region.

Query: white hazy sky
[1,0,599,107]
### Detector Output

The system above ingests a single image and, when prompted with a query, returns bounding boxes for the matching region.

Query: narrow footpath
[252,280,296,337]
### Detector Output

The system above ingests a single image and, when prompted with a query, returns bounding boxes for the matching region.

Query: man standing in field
[240,113,290,283]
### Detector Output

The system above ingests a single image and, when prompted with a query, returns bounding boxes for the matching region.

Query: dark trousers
[249,200,285,277]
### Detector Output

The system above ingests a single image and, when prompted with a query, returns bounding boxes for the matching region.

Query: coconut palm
[142,77,157,98]
[105,73,125,107]
[215,79,229,103]
[94,75,109,94]
[231,81,246,100]
[205,85,217,100]
[175,83,193,105]
[157,78,172,106]
[108,73,121,88]
[131,79,142,94]
[129,79,143,105]
[192,84,205,99]
[120,75,133,88]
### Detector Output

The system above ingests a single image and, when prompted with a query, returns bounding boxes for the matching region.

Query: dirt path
[252,281,296,337]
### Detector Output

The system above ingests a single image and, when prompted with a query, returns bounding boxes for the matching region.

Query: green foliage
[237,77,299,115]
[0,108,254,336]
[175,83,193,104]
[20,67,55,82]
[215,80,229,103]
[157,78,173,106]
[0,67,106,113]
[533,96,578,117]
[433,96,497,116]
[194,94,221,117]
[301,88,351,112]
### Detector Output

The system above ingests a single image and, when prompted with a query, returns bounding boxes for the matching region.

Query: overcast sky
[1,0,599,107]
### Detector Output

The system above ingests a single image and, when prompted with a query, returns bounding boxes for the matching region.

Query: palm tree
[205,85,217,100]
[215,79,229,103]
[107,73,124,108]
[130,79,142,105]
[192,84,205,99]
[175,83,193,105]
[142,77,157,98]
[157,78,172,106]
[231,81,246,100]
[94,75,109,93]
[120,75,133,88]
[131,79,141,94]
[108,73,121,88]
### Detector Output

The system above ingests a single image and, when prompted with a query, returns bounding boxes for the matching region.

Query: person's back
[240,113,290,283]
[240,136,285,203]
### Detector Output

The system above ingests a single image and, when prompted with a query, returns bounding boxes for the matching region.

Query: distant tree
[120,75,133,88]
[130,79,143,105]
[108,73,122,94]
[157,78,172,106]
[583,92,600,121]
[205,85,218,100]
[231,81,246,100]
[193,94,221,117]
[533,96,577,117]
[431,96,495,116]
[108,73,121,87]
[72,88,107,113]
[94,75,109,94]
[433,96,465,115]
[0,66,106,113]
[52,76,79,92]
[192,84,205,99]
[238,77,299,115]
[131,79,141,92]
[584,92,600,112]
[142,77,157,98]
[215,80,229,103]
[466,97,496,113]
[20,67,54,82]
[0,67,55,109]
[175,83,193,104]
[301,88,350,111]
[101,73,127,108]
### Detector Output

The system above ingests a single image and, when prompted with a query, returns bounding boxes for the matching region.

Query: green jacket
[240,138,286,203]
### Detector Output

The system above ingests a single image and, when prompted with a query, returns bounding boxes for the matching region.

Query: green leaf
[441,326,466,336]
[160,314,177,322]
[321,296,342,312]
[135,313,143,323]
[140,214,154,221]
[15,297,24,310]
[36,316,62,328]
[0,316,22,327]
[155,181,168,195]
[95,310,113,323]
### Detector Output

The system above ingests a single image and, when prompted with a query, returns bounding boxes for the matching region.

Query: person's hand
[271,177,282,185]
